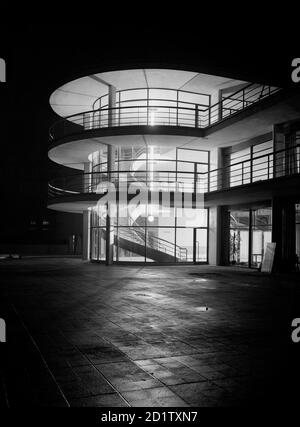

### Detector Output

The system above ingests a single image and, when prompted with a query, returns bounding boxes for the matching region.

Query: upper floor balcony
[49,83,281,143]
[48,143,300,206]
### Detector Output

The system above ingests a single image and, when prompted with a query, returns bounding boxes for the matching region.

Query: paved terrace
[0,258,299,407]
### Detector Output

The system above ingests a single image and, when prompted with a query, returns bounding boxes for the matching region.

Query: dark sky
[0,20,298,241]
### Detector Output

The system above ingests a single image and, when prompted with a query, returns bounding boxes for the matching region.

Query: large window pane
[177,208,208,228]
[146,227,176,262]
[195,228,208,262]
[115,227,145,262]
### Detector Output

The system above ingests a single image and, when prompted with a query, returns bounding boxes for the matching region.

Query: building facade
[48,68,300,269]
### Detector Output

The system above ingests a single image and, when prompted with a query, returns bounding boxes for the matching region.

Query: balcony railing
[48,169,204,197]
[49,83,281,142]
[208,144,300,192]
[48,145,300,199]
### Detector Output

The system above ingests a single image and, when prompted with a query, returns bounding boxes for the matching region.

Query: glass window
[177,208,207,228]
[229,210,250,266]
[146,227,175,263]
[115,227,146,262]
[89,146,209,264]
[195,228,208,262]
[176,228,193,262]
[251,208,272,267]
[178,148,209,164]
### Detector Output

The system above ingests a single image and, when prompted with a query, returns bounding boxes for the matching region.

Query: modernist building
[48,69,300,269]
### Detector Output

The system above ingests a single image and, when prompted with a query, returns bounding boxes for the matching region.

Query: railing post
[108,85,116,127]
[147,88,149,126]
[176,90,179,126]
[250,146,253,183]
[105,144,115,265]
[195,104,199,128]
[242,162,244,185]
[218,99,223,121]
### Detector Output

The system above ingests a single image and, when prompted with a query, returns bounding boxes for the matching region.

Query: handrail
[49,83,281,141]
[92,86,211,110]
[48,169,203,196]
[125,223,187,260]
[209,144,299,176]
[208,143,300,191]
[48,144,300,198]
[115,226,188,261]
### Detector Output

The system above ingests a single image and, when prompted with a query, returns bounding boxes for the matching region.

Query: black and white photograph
[0,18,300,421]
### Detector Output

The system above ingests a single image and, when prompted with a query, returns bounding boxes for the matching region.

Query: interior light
[147,215,154,222]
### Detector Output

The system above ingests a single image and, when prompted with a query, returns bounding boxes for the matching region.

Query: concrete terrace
[0,258,299,407]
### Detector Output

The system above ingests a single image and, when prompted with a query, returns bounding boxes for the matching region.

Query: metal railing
[48,169,206,197]
[48,145,300,198]
[92,87,211,111]
[201,83,280,127]
[116,225,187,262]
[49,83,281,141]
[207,144,300,192]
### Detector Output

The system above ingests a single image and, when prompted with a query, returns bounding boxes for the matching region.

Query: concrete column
[282,202,296,268]
[273,124,286,178]
[209,148,226,191]
[271,197,282,268]
[272,198,296,271]
[208,206,222,265]
[218,89,223,121]
[105,144,116,265]
[220,207,231,265]
[82,210,90,260]
[108,85,116,127]
[105,85,116,265]
[83,162,91,193]
[217,148,230,190]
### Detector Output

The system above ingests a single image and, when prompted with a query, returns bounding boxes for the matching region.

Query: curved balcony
[49,84,281,143]
[48,144,300,206]
[48,169,208,200]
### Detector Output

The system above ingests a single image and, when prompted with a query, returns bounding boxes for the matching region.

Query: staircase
[99,227,187,262]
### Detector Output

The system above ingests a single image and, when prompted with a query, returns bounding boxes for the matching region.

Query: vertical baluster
[195,104,199,129]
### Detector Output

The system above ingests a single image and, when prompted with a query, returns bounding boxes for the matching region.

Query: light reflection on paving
[0,258,299,407]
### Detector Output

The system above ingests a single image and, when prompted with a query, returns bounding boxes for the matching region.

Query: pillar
[83,162,90,193]
[218,89,223,121]
[108,85,116,127]
[220,207,231,265]
[273,124,285,178]
[82,210,90,260]
[209,147,228,191]
[105,85,117,265]
[272,198,296,271]
[208,206,222,265]
[105,144,116,265]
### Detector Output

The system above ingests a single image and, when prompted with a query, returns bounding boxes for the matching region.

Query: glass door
[194,228,208,263]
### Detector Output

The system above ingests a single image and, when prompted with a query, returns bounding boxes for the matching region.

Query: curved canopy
[50,68,248,117]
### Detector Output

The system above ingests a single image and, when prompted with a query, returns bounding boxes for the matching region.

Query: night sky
[0,21,298,244]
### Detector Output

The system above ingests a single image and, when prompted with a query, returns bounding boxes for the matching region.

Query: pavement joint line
[10,304,71,407]
[99,334,197,406]
[56,328,131,407]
